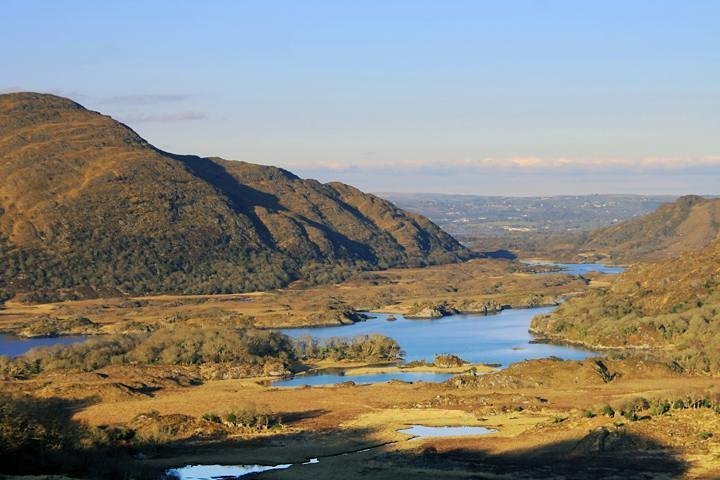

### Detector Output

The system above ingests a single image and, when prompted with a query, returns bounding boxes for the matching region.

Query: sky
[2,0,719,195]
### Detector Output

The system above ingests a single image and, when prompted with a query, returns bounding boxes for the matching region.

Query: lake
[274,306,594,387]
[272,370,455,387]
[0,334,89,357]
[275,262,624,386]
[0,263,623,383]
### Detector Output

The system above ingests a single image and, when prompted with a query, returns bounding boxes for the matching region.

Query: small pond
[166,458,318,479]
[398,425,497,439]
[273,370,454,387]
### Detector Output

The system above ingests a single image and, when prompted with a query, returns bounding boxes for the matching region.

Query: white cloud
[294,156,720,172]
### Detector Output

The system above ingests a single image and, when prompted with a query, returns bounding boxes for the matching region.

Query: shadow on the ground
[479,249,518,260]
[0,392,689,480]
[396,427,687,479]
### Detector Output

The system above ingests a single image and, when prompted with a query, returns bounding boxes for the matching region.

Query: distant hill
[380,192,674,236]
[573,195,720,262]
[531,238,720,372]
[0,92,469,301]
[463,195,720,262]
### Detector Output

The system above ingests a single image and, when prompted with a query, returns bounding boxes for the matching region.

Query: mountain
[531,239,720,372]
[573,195,720,262]
[0,92,470,301]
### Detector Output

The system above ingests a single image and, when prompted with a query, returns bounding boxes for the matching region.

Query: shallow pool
[165,458,319,479]
[398,425,497,439]
[273,370,454,387]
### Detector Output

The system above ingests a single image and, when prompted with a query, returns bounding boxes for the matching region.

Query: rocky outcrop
[405,302,458,319]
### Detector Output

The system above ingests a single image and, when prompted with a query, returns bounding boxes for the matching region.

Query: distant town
[380,193,676,236]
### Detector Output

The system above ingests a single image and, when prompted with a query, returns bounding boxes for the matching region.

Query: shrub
[222,406,280,431]
[202,413,222,423]
[1,325,298,378]
[601,405,615,417]
[293,334,402,362]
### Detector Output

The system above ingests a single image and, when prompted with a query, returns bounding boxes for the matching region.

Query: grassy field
[48,357,720,479]
[2,351,719,478]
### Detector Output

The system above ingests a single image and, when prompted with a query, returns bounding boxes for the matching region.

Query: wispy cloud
[100,94,190,105]
[295,156,720,173]
[118,111,207,123]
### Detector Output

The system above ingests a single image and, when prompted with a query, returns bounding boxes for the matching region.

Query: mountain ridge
[0,92,470,301]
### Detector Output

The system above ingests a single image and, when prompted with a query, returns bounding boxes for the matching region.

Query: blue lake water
[0,334,88,357]
[273,370,454,387]
[166,459,319,480]
[0,263,624,385]
[281,306,593,368]
[526,262,625,275]
[276,262,625,386]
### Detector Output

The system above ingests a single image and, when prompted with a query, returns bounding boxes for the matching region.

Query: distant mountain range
[455,195,720,263]
[380,192,677,236]
[0,92,469,301]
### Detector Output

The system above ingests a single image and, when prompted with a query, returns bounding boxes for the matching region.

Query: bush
[202,413,222,423]
[601,405,615,417]
[433,354,467,368]
[222,406,280,431]
[293,334,402,362]
[1,325,297,379]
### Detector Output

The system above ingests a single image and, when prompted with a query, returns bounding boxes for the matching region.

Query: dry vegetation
[4,356,720,478]
[532,239,720,372]
[2,256,720,478]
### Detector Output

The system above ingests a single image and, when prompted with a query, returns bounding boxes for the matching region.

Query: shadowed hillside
[0,93,469,302]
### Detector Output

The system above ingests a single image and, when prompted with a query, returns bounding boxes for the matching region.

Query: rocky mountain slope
[0,92,470,301]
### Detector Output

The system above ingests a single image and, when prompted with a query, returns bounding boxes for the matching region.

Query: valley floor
[0,259,589,336]
[3,259,720,479]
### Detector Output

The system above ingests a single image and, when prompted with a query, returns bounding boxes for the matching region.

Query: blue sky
[2,0,718,195]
